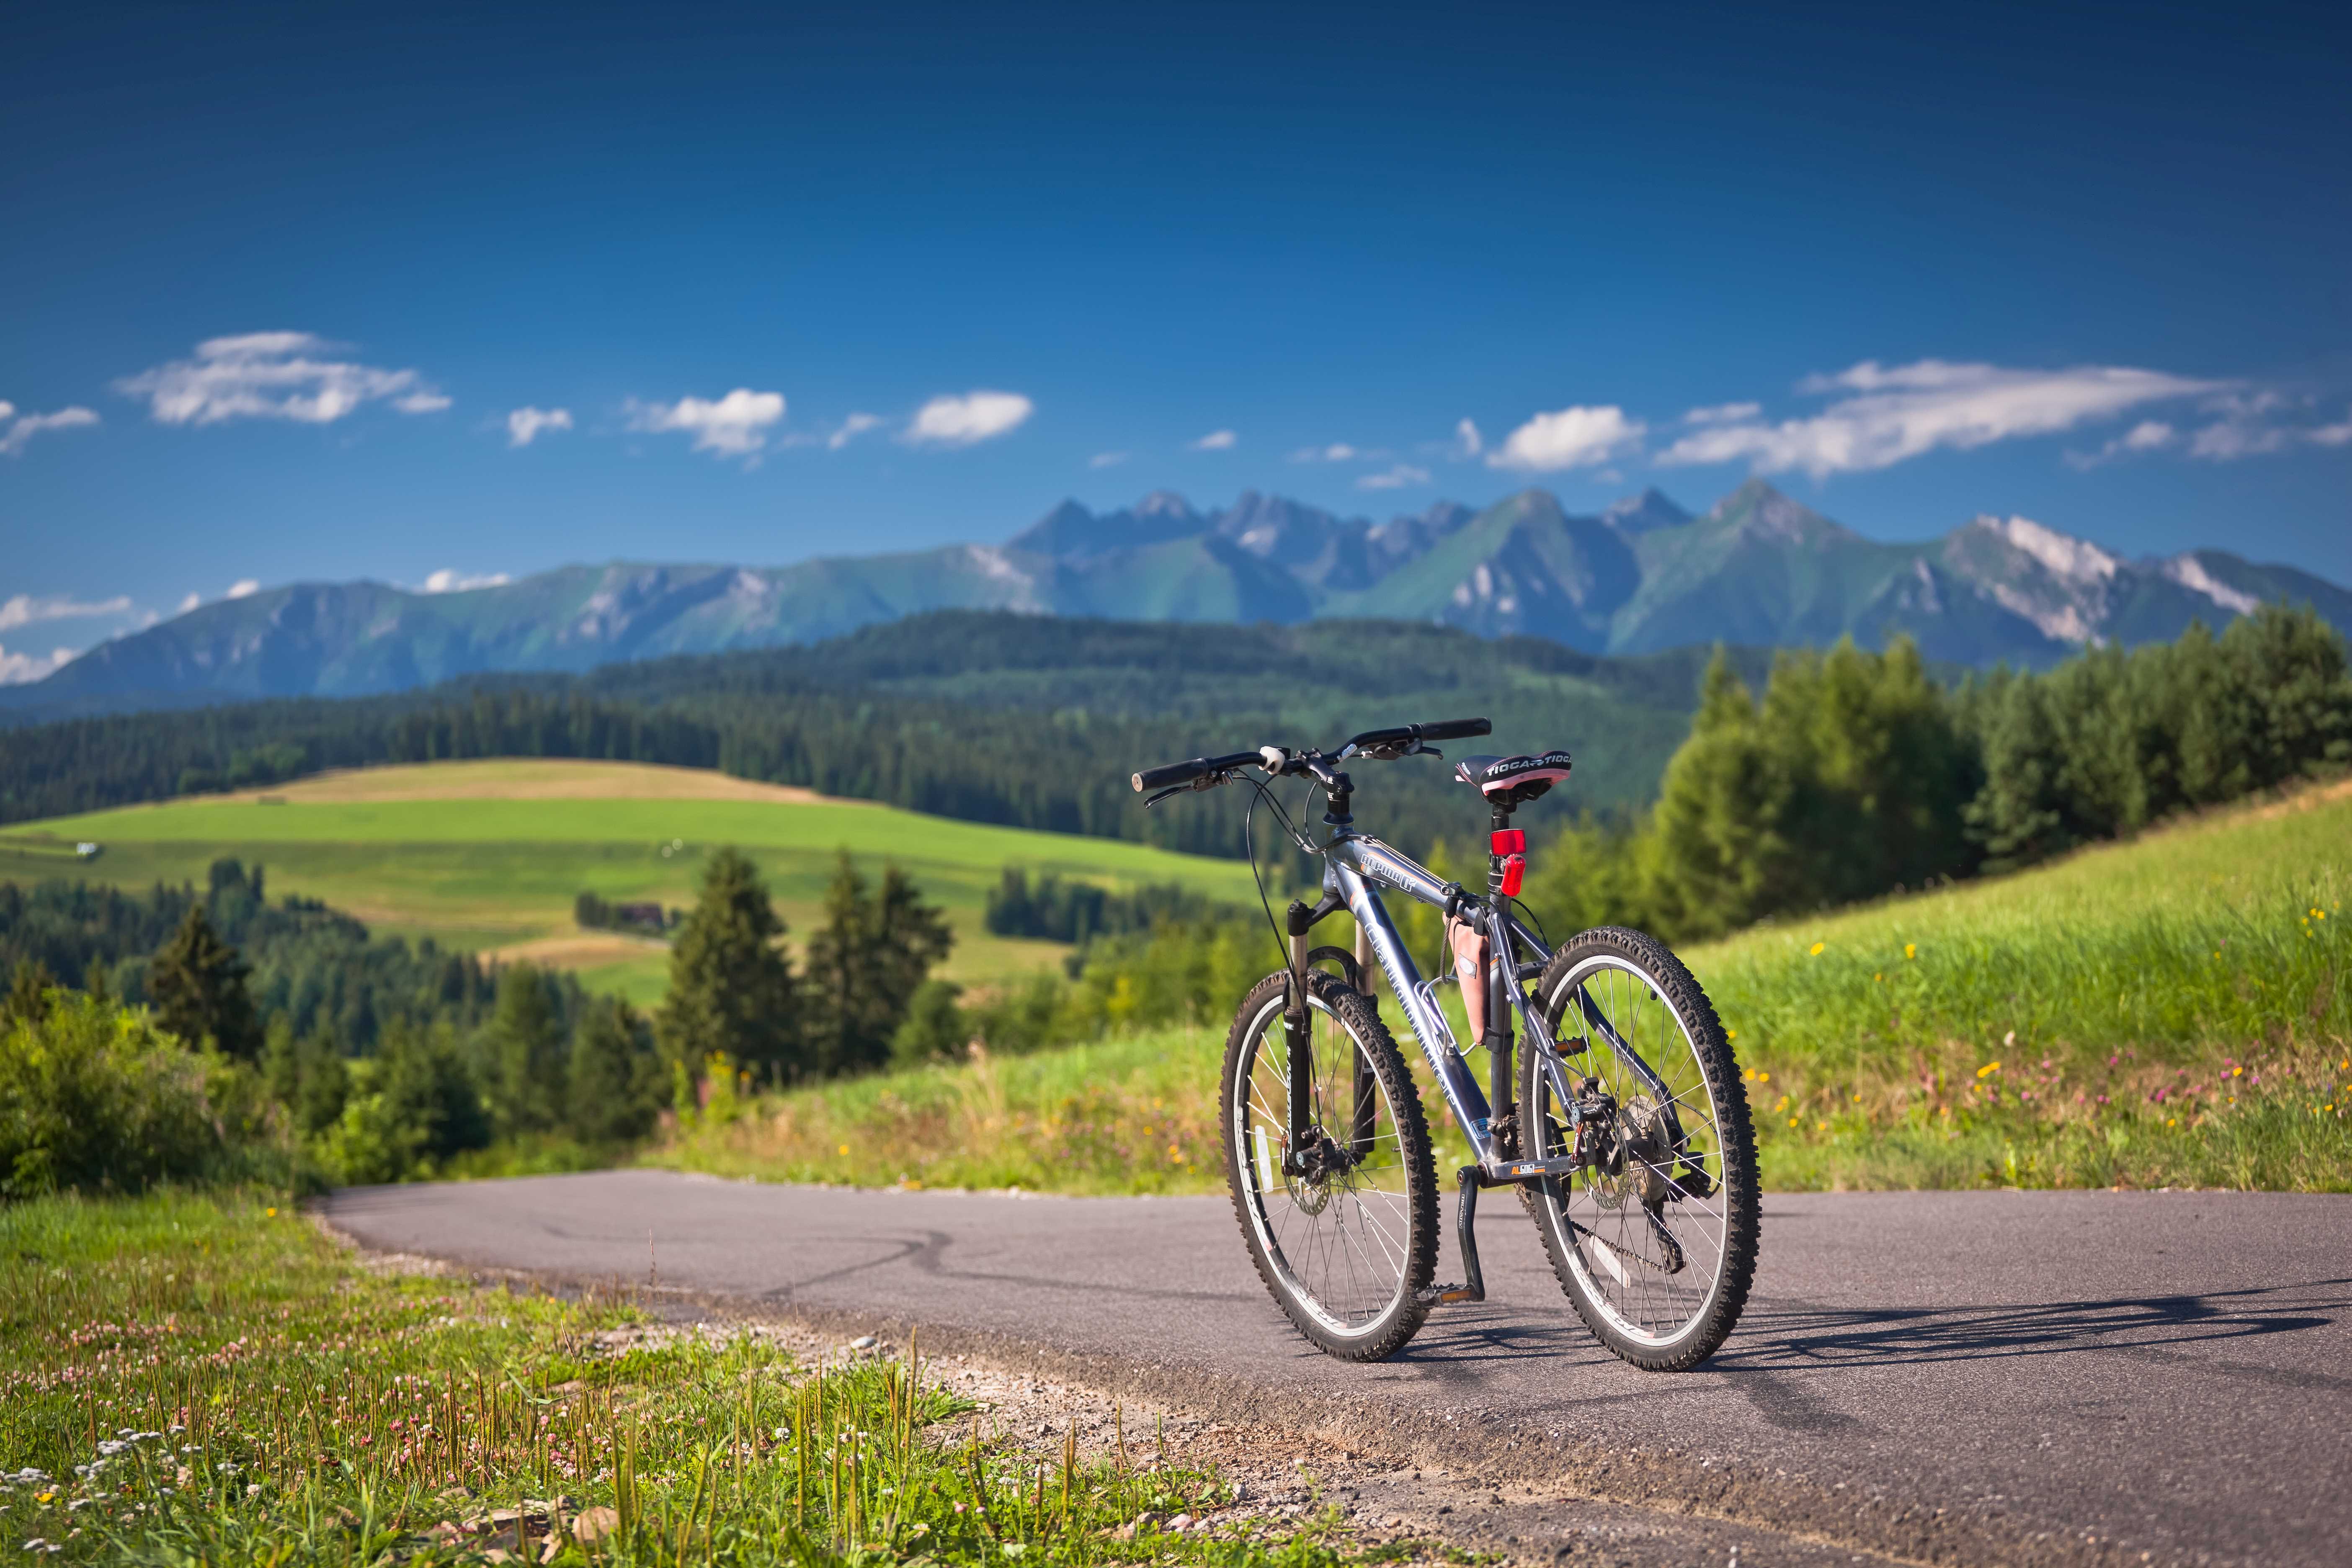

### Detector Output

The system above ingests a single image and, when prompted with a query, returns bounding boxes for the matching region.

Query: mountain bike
[1132,719,1758,1370]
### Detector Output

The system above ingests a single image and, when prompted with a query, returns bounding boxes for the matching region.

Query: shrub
[0,992,222,1197]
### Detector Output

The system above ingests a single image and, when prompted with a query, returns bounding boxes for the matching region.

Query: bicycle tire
[1220,969,1438,1361]
[1521,926,1759,1371]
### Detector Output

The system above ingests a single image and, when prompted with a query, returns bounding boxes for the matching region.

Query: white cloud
[1088,451,1130,469]
[0,593,133,632]
[2181,391,2352,461]
[0,642,76,685]
[1289,442,1362,463]
[506,407,573,447]
[226,579,261,599]
[1489,405,1647,472]
[1357,464,1431,491]
[117,333,449,426]
[1453,418,1483,458]
[2066,419,2179,469]
[904,390,1034,447]
[828,412,885,451]
[421,569,512,593]
[0,403,100,456]
[1658,359,2217,478]
[177,592,201,614]
[629,389,787,460]
[1684,401,1761,424]
[1190,428,1237,451]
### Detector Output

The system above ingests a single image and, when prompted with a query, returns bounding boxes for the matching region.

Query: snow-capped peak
[1983,515,2118,585]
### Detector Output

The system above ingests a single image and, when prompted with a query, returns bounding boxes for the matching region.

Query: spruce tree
[149,905,263,1059]
[1643,647,1783,940]
[656,846,801,1082]
[803,853,954,1078]
[568,997,665,1141]
[486,962,568,1137]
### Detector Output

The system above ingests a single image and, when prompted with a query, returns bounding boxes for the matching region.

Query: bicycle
[1132,718,1759,1371]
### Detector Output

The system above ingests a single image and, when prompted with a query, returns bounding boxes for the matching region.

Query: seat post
[1484,799,1518,1142]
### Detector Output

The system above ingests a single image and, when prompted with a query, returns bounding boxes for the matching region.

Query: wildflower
[1809,942,1825,956]
[1726,1029,1738,1040]
[1904,943,1916,959]
[1756,1070,1769,1083]
[1977,1062,2001,1079]
[838,1144,849,1156]
[1787,1118,1799,1129]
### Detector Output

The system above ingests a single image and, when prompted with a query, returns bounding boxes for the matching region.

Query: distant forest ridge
[8,478,2347,719]
[0,614,1759,859]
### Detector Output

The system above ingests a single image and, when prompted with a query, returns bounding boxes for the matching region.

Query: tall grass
[0,1191,1354,1565]
[1694,784,2352,1189]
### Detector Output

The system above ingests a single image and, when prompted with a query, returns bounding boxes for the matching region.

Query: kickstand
[1418,1167,1488,1306]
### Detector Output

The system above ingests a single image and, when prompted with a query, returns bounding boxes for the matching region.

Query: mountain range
[12,479,2348,715]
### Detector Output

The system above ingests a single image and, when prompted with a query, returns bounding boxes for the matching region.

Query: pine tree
[486,962,568,1137]
[1643,647,1783,939]
[803,853,955,1078]
[3,957,57,1026]
[149,905,263,1059]
[567,997,665,1142]
[656,846,801,1082]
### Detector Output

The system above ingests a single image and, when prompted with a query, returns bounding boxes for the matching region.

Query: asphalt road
[326,1173,2352,1568]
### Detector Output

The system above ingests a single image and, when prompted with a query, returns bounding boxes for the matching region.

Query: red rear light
[1490,828,1525,856]
[1499,854,1525,897]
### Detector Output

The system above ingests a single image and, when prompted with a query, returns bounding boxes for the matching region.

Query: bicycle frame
[1320,829,1677,1179]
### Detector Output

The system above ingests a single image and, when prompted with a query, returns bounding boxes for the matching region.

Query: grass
[659,782,2352,1196]
[0,1189,1380,1567]
[0,761,1265,998]
[1695,780,2352,1190]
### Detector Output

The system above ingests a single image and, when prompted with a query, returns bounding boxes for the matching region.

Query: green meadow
[665,780,2352,1194]
[0,762,1265,1002]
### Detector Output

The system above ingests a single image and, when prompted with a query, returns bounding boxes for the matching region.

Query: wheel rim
[1232,989,1416,1338]
[1532,955,1733,1349]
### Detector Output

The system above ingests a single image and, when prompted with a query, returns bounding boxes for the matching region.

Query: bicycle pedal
[1417,1282,1483,1306]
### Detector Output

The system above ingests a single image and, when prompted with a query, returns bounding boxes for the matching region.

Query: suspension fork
[1285,898,1315,1155]
[1350,917,1377,1158]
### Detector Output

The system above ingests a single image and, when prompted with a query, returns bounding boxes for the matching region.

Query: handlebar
[1131,750,1269,794]
[1129,718,1489,795]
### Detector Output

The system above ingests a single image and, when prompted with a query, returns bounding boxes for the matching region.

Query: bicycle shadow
[1385,1276,2352,1387]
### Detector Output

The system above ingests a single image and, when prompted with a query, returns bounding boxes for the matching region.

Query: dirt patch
[205,758,865,807]
[481,931,668,970]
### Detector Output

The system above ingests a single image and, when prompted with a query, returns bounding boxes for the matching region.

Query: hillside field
[0,759,1266,1000]
[660,778,2352,1193]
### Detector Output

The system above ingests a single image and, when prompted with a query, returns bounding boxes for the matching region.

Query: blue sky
[4,0,2348,679]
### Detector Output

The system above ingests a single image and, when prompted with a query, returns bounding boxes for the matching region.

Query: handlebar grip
[1415,717,1491,741]
[1131,750,1264,793]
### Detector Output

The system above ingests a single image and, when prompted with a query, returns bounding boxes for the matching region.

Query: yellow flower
[1903,943,1916,959]
[1756,1070,1769,1083]
[265,1206,278,1218]
[1816,1120,1826,1132]
[1809,942,1825,956]
[1875,972,1883,983]
[1788,1117,1799,1128]
[1726,1028,1738,1039]
[2166,1117,2177,1127]
[838,1143,850,1156]
[2231,1065,2243,1077]
[1977,1062,2001,1078]
[1852,1093,1863,1103]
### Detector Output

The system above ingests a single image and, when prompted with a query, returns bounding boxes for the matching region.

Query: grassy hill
[658,778,2351,1193]
[0,758,1266,1001]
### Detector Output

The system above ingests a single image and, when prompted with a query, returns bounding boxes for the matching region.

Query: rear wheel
[1222,970,1437,1361]
[1521,926,1759,1371]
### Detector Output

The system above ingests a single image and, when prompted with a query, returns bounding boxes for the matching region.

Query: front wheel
[1221,970,1438,1361]
[1521,926,1759,1370]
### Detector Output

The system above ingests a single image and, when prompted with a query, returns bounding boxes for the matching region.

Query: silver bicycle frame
[1323,830,1570,1173]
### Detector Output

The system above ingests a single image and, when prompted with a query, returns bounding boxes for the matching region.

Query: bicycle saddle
[1456,750,1573,804]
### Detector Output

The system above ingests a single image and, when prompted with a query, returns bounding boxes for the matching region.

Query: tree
[568,997,667,1141]
[1643,647,1784,939]
[261,1015,349,1139]
[891,980,968,1066]
[3,958,57,1027]
[656,847,801,1082]
[485,962,568,1137]
[803,853,956,1078]
[149,905,263,1059]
